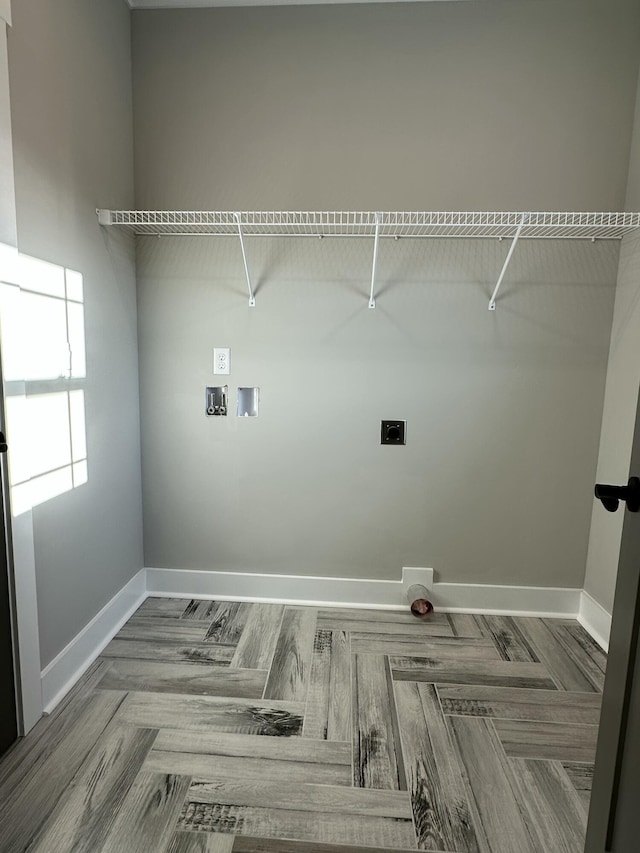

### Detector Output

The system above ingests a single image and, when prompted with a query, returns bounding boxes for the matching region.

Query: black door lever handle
[595,476,640,513]
[0,431,6,454]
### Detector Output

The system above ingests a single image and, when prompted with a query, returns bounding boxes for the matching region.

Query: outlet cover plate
[214,347,230,375]
[381,420,406,445]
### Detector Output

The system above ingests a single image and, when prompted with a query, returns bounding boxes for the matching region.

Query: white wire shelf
[97,210,640,240]
[96,209,640,309]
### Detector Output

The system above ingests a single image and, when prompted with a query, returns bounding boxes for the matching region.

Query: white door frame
[0,1,43,735]
[586,388,640,851]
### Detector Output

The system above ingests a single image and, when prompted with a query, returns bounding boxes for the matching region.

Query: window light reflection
[0,245,88,516]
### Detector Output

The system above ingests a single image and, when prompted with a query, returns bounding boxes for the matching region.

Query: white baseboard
[11,508,43,734]
[40,569,146,713]
[433,582,580,618]
[146,567,581,619]
[145,567,411,609]
[578,590,611,652]
[39,566,602,716]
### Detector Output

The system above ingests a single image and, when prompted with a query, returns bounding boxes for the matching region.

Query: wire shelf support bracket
[369,212,382,308]
[488,212,528,311]
[234,213,255,307]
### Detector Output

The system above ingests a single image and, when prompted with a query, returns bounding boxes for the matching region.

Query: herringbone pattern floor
[0,599,606,852]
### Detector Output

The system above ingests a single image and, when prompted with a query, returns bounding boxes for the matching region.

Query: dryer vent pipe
[406,583,434,617]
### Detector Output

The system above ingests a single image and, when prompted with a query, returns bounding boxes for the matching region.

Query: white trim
[0,12,16,246]
[128,1,471,9]
[38,566,606,715]
[146,566,581,618]
[1,16,41,734]
[433,581,580,618]
[9,510,42,731]
[40,570,146,713]
[0,2,10,28]
[578,590,611,652]
[146,566,407,608]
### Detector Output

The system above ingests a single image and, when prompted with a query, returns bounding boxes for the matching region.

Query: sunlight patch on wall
[0,244,88,516]
[10,254,86,381]
[6,392,88,515]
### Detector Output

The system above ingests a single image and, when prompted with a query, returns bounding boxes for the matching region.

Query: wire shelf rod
[142,231,629,240]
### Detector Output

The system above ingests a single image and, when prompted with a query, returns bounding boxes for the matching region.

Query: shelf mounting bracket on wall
[369,212,382,308]
[234,212,256,307]
[488,212,528,311]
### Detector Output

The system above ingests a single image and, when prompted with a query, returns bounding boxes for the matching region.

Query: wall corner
[0,1,11,28]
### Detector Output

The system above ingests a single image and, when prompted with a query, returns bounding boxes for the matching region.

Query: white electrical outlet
[213,347,230,375]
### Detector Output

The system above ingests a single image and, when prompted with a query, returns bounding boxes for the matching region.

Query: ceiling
[127,0,466,8]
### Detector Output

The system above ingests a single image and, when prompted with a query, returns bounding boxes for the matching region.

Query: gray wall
[134,0,637,588]
[584,68,640,615]
[625,73,640,214]
[132,0,640,211]
[8,0,143,666]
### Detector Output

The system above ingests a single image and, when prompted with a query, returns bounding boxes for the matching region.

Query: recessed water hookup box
[206,386,228,416]
[237,387,259,417]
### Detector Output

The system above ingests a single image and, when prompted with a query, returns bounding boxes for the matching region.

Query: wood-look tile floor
[0,599,606,853]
